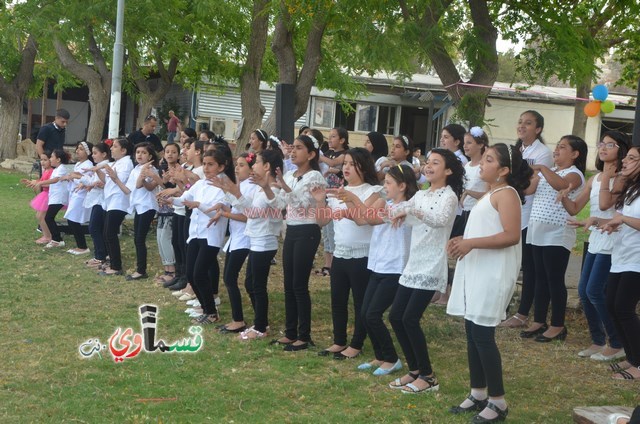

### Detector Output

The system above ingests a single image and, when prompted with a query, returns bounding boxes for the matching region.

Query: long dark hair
[615,147,640,209]
[395,135,413,161]
[429,148,465,199]
[332,127,349,150]
[114,137,134,158]
[442,124,466,150]
[51,148,70,165]
[134,142,159,168]
[596,131,630,172]
[561,135,588,175]
[296,135,320,171]
[387,164,418,200]
[515,110,545,150]
[344,148,379,186]
[254,129,269,150]
[204,149,236,183]
[94,142,112,162]
[259,149,284,178]
[491,143,533,203]
[367,131,388,161]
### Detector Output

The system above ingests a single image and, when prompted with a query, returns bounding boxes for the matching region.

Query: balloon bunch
[584,85,616,117]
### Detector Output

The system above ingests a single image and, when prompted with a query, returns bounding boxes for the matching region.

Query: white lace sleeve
[405,188,458,228]
[282,170,327,209]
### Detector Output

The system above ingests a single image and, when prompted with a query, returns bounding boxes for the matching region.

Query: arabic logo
[79,304,204,362]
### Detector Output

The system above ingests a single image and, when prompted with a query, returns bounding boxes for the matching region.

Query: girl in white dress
[62,142,94,255]
[387,148,464,394]
[447,143,532,423]
[40,149,71,248]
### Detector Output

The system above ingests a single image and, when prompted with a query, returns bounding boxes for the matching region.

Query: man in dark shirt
[36,108,70,156]
[128,115,163,152]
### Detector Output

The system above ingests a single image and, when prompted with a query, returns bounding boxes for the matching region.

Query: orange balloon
[584,101,601,117]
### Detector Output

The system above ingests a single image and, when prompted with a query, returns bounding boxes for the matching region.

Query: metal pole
[634,77,640,146]
[108,0,125,138]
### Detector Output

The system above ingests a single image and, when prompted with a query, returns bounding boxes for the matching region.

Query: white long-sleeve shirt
[104,156,134,212]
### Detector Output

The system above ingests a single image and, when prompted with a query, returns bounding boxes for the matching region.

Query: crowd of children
[22,113,640,422]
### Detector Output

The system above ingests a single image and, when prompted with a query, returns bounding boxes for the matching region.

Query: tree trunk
[86,83,110,143]
[0,97,22,159]
[572,77,591,139]
[136,94,159,130]
[235,0,270,155]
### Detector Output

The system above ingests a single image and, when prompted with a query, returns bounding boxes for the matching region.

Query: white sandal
[239,326,267,341]
[498,315,527,328]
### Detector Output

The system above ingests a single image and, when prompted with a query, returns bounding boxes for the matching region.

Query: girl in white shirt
[440,123,469,166]
[82,143,111,267]
[461,127,489,219]
[99,138,134,276]
[212,150,285,340]
[165,149,233,325]
[602,146,640,380]
[521,135,587,342]
[313,148,383,360]
[387,148,463,394]
[124,142,161,280]
[62,141,94,255]
[266,135,327,351]
[209,153,259,334]
[558,131,629,360]
[337,164,416,375]
[502,110,553,328]
[39,149,71,248]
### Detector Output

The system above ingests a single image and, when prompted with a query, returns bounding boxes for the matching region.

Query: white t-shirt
[610,197,640,273]
[48,165,70,205]
[229,187,284,252]
[223,178,258,252]
[520,139,553,230]
[125,164,160,214]
[104,156,134,212]
[462,162,488,211]
[527,166,584,250]
[367,201,412,274]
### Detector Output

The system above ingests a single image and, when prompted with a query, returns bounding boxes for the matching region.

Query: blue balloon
[592,84,609,101]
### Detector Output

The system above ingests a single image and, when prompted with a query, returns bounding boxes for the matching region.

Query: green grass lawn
[0,169,635,423]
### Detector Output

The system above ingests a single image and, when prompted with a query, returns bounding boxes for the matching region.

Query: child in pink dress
[22,152,54,244]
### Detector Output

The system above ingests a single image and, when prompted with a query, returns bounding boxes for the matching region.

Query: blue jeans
[579,252,621,348]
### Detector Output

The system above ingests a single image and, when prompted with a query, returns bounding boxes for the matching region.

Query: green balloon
[601,100,615,114]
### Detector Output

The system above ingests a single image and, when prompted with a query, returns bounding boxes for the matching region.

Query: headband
[308,135,319,150]
[397,164,404,174]
[269,135,282,149]
[255,129,267,142]
[80,141,91,156]
[469,126,484,137]
[401,135,409,147]
[507,145,513,169]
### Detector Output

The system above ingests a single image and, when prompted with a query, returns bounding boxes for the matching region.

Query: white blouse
[229,186,284,252]
[398,186,458,292]
[367,201,412,274]
[173,177,228,248]
[267,170,326,226]
[587,174,615,255]
[462,162,488,211]
[48,165,70,205]
[521,139,554,230]
[125,164,160,214]
[610,197,640,273]
[223,178,258,252]
[328,183,383,259]
[527,166,584,251]
[104,156,134,212]
[64,159,94,223]
[83,160,110,209]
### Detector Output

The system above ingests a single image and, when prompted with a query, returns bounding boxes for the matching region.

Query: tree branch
[53,38,101,85]
[86,25,110,78]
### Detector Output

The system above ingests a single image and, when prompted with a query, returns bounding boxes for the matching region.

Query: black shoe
[219,325,246,334]
[449,395,489,414]
[125,273,148,281]
[333,349,362,360]
[167,277,187,291]
[318,346,346,357]
[534,327,567,343]
[283,341,314,352]
[519,323,548,339]
[471,402,508,423]
[163,274,182,288]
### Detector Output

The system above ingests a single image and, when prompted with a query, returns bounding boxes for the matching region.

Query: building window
[312,98,335,128]
[377,106,397,135]
[356,104,377,132]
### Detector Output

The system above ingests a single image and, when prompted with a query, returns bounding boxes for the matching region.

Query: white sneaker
[186,299,200,307]
[45,240,65,248]
[578,346,604,357]
[70,248,90,255]
[179,293,196,301]
[215,296,221,306]
[171,290,185,297]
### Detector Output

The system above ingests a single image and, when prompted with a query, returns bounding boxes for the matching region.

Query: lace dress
[398,186,458,292]
[447,186,522,326]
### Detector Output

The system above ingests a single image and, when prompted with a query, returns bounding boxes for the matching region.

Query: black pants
[282,224,321,342]
[465,319,505,397]
[104,209,127,271]
[389,285,435,375]
[67,220,88,249]
[362,272,400,363]
[44,204,64,242]
[606,272,640,367]
[89,205,107,260]
[517,228,535,316]
[223,248,250,322]
[246,250,277,333]
[532,245,570,326]
[186,239,220,315]
[171,214,187,276]
[330,256,370,349]
[133,210,155,274]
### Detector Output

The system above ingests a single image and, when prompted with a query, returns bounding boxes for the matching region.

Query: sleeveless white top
[447,186,522,326]
[587,174,615,255]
